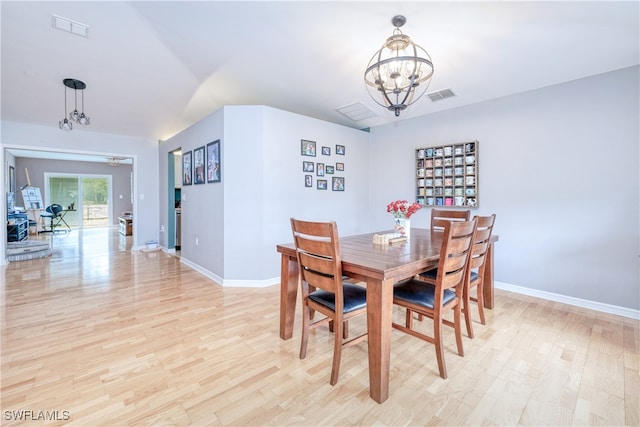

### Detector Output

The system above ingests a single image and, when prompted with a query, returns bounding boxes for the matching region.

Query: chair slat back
[290,218,342,295]
[436,218,476,291]
[469,214,496,270]
[431,209,470,231]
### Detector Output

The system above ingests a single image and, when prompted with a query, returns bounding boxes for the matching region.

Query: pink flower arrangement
[386,199,422,219]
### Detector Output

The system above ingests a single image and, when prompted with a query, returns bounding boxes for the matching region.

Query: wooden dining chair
[430,208,470,231]
[392,218,476,379]
[417,215,496,338]
[290,218,367,386]
[465,214,496,336]
[412,209,471,321]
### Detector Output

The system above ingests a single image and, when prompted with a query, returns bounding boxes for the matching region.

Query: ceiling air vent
[336,102,378,122]
[52,15,89,38]
[428,88,456,102]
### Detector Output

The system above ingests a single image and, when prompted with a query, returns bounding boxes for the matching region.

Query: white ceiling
[2,1,639,145]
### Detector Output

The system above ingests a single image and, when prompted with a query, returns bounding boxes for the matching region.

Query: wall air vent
[428,88,456,102]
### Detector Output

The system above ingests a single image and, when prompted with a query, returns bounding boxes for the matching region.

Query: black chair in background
[40,204,66,233]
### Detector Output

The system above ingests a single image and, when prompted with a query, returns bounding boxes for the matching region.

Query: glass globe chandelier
[364,15,434,117]
[59,78,90,131]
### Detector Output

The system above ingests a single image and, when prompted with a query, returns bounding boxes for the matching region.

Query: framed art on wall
[332,177,344,191]
[301,139,316,156]
[194,146,205,185]
[182,150,192,186]
[303,161,314,172]
[207,140,221,183]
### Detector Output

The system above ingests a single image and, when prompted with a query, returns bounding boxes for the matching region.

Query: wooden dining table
[276,227,498,404]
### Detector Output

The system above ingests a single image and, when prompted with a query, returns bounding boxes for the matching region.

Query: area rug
[7,240,52,261]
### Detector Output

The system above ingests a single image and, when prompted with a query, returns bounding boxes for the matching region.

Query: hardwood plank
[1,227,637,425]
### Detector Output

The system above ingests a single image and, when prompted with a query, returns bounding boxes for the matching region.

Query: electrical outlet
[195,237,199,246]
[160,225,165,232]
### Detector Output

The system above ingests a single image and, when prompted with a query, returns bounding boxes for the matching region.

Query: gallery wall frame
[182,150,192,186]
[207,140,221,183]
[194,146,205,185]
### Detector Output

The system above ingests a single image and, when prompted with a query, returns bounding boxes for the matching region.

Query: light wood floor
[1,228,638,426]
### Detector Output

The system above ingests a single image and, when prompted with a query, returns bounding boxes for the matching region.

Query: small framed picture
[305,175,312,187]
[193,146,206,185]
[207,139,221,183]
[336,162,344,171]
[301,139,316,156]
[317,179,327,190]
[316,163,324,177]
[336,145,345,155]
[182,150,192,186]
[325,165,334,174]
[303,161,314,172]
[332,177,345,191]
[321,146,331,156]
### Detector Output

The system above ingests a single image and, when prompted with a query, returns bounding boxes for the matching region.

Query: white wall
[368,66,640,310]
[1,121,159,256]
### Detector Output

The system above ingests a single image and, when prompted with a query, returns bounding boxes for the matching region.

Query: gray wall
[13,157,133,225]
[368,66,639,311]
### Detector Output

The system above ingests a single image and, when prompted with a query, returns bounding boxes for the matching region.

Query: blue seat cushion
[309,283,366,313]
[470,271,478,281]
[419,268,437,280]
[393,279,456,310]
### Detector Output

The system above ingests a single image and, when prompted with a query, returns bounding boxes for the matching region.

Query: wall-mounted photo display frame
[325,165,334,174]
[303,161,314,172]
[301,139,316,156]
[332,177,344,191]
[336,144,345,155]
[317,179,327,190]
[194,146,206,185]
[182,150,192,186]
[316,163,324,177]
[207,139,221,183]
[336,162,344,171]
[305,175,312,187]
[321,146,330,156]
[415,140,479,207]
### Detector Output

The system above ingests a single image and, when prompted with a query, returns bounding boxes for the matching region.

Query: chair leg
[330,318,342,386]
[300,304,310,359]
[463,293,474,339]
[405,309,413,329]
[433,312,447,379]
[343,320,349,339]
[454,303,464,357]
[476,282,486,325]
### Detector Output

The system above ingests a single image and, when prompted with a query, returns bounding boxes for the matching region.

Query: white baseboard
[179,257,280,288]
[495,281,639,320]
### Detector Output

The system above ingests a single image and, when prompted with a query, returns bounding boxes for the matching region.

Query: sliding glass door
[45,174,112,228]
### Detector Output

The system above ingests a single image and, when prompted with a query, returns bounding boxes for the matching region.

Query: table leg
[482,242,495,309]
[279,254,299,340]
[366,277,393,404]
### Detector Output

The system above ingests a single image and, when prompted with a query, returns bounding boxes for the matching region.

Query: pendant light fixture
[364,15,434,117]
[59,78,90,131]
[59,83,72,131]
